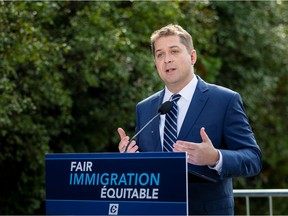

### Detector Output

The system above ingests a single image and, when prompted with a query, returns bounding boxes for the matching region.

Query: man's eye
[157,53,164,58]
[171,50,179,54]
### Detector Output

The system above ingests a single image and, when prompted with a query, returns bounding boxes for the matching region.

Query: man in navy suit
[118,24,262,215]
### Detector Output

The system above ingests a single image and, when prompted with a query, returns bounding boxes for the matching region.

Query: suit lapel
[178,76,209,140]
[150,90,165,151]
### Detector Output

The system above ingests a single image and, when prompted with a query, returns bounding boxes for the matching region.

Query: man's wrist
[210,149,220,167]
[208,150,223,173]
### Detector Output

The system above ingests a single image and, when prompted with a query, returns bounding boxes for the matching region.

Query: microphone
[124,101,173,153]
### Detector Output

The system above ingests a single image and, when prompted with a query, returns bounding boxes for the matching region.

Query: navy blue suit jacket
[134,76,262,215]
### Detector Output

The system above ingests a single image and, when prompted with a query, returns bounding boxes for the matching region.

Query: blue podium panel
[46,152,188,215]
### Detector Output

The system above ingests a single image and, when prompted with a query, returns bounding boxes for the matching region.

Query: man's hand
[117,128,139,153]
[173,127,219,166]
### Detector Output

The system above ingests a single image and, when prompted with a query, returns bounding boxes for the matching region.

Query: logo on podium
[109,203,119,215]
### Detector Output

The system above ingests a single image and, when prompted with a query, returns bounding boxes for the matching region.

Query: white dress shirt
[160,76,198,143]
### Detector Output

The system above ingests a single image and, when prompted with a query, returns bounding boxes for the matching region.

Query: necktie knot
[171,94,181,103]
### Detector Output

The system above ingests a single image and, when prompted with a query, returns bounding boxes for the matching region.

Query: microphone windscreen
[158,101,173,114]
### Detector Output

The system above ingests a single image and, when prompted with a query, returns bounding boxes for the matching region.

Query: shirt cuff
[208,150,223,174]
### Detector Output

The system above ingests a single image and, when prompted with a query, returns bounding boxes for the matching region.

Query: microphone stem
[124,113,161,153]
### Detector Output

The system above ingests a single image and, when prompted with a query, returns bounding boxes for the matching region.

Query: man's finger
[117,128,127,139]
[200,127,210,143]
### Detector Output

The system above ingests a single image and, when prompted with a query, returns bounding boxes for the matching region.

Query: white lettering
[152,188,159,199]
[70,161,77,171]
[99,188,159,199]
[70,161,93,171]
[100,186,107,198]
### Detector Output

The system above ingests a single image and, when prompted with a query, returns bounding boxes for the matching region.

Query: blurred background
[1,1,288,214]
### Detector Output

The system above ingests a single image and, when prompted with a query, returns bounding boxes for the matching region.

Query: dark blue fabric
[134,75,262,214]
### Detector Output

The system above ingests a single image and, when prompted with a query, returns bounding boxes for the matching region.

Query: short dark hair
[150,24,194,57]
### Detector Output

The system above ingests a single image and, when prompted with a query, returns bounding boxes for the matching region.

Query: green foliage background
[0,1,287,214]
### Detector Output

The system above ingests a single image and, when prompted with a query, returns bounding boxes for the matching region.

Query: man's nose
[164,54,172,63]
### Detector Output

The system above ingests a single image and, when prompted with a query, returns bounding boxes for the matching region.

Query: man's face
[154,35,196,93]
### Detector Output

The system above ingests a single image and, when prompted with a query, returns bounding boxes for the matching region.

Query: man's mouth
[165,68,176,73]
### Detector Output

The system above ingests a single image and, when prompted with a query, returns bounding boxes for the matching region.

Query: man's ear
[191,49,197,65]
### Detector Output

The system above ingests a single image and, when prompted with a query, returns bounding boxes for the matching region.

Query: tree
[212,1,288,214]
[0,1,218,214]
[0,2,74,213]
[1,1,287,214]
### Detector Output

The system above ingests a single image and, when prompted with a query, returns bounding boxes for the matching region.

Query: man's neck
[167,73,195,93]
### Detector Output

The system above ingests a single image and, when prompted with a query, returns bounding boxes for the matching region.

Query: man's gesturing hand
[173,127,219,166]
[117,128,139,153]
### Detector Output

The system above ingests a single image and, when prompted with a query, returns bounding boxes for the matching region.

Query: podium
[46,152,188,215]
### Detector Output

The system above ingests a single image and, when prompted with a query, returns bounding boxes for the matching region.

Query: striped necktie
[163,94,181,152]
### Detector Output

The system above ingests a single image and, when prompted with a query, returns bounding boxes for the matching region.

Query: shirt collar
[163,75,198,103]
